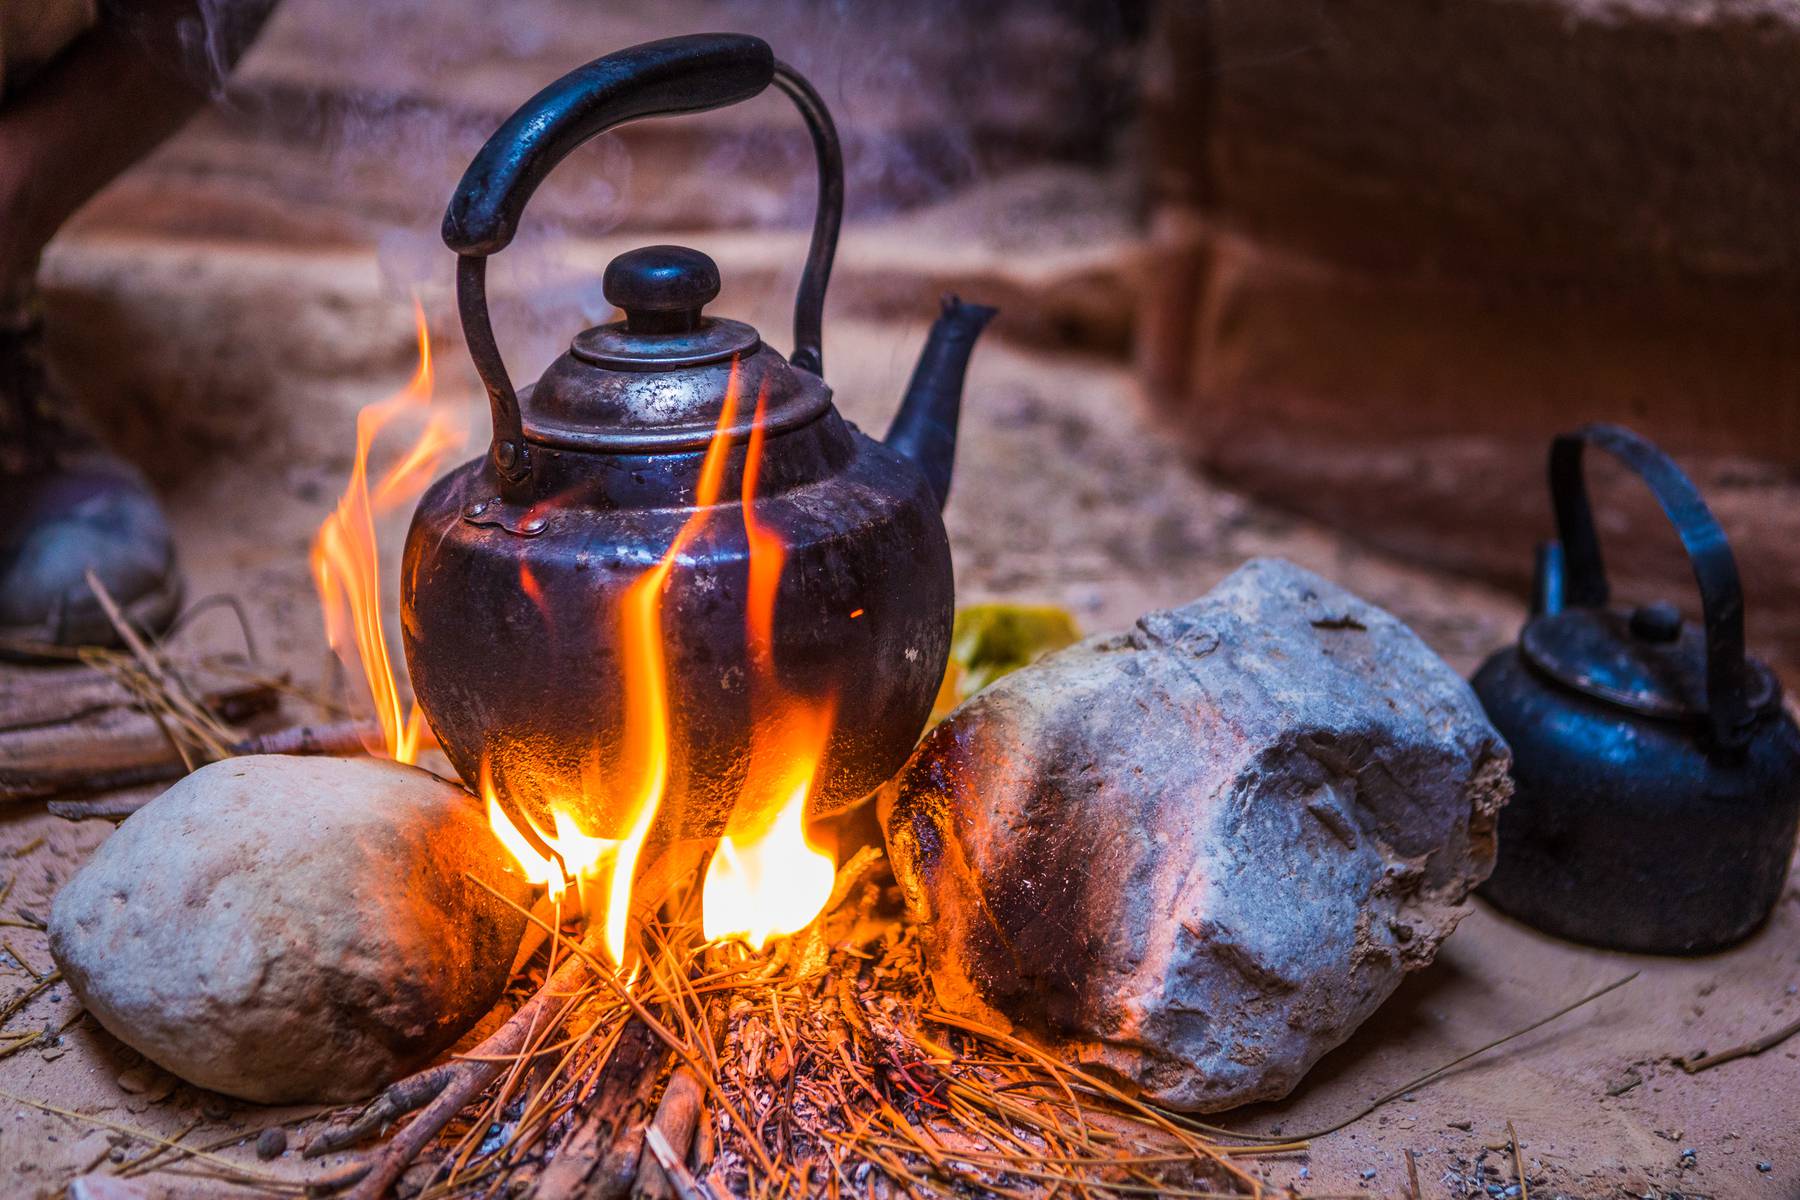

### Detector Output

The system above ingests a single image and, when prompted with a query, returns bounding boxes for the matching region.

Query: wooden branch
[330,926,604,1199]
[642,1126,712,1200]
[303,1064,459,1159]
[537,1017,669,1199]
[46,786,165,822]
[632,1065,705,1200]
[238,721,376,757]
[5,719,375,804]
[0,659,273,734]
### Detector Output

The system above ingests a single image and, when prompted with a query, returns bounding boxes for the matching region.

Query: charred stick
[2,711,207,793]
[537,1016,669,1199]
[304,1064,461,1158]
[237,721,377,757]
[6,720,377,803]
[0,668,274,735]
[632,1065,705,1200]
[328,926,603,1199]
[4,761,189,803]
[642,1126,712,1200]
[47,788,166,822]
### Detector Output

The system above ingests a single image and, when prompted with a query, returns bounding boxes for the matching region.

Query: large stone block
[886,559,1510,1111]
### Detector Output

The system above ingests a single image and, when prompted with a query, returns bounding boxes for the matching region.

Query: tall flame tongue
[311,302,465,763]
[484,362,746,966]
[595,364,743,964]
[702,380,839,951]
[478,365,839,959]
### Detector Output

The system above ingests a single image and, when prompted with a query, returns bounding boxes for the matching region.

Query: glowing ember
[311,301,465,763]
[702,379,839,950]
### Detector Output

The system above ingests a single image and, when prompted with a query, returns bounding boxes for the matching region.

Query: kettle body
[400,35,992,839]
[402,405,954,840]
[1474,425,1800,953]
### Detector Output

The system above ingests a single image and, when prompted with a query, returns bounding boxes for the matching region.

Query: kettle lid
[574,245,756,369]
[522,244,831,453]
[1520,604,1778,723]
[1518,424,1785,747]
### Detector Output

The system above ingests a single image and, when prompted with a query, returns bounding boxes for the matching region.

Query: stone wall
[1138,0,1800,679]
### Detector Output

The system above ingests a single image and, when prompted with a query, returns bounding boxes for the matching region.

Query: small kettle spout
[885,295,997,510]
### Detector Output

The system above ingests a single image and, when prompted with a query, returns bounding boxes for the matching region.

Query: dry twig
[1679,1013,1800,1074]
[634,1066,706,1199]
[1508,1119,1529,1200]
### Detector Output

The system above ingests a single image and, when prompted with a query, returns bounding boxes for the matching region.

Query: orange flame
[311,301,464,763]
[476,364,841,959]
[481,761,623,919]
[701,702,838,950]
[485,363,745,966]
[702,379,839,950]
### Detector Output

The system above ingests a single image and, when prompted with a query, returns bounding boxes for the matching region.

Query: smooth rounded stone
[49,754,532,1104]
[885,558,1512,1112]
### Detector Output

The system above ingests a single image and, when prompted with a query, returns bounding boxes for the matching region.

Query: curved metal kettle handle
[1548,422,1755,748]
[443,33,843,490]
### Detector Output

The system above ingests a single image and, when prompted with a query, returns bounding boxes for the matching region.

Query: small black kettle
[1474,424,1800,954]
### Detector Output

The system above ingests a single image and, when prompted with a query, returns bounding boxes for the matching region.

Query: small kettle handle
[1548,423,1755,747]
[443,33,842,491]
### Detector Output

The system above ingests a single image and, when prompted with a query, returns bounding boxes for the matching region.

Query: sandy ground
[1,0,1796,1194]
[2,261,1795,1197]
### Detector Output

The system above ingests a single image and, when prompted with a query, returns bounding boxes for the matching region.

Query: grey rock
[49,755,532,1104]
[885,558,1510,1111]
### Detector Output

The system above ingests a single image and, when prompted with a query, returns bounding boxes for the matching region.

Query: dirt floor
[3,1,1797,1196]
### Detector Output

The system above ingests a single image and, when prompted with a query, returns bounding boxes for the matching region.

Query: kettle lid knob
[1628,601,1684,644]
[604,245,720,333]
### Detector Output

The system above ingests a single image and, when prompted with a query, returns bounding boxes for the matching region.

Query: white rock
[886,559,1511,1111]
[49,755,532,1103]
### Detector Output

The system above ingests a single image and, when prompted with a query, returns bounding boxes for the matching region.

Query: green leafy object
[934,603,1081,719]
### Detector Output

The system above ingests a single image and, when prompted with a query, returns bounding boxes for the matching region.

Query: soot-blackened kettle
[1474,424,1800,953]
[401,34,995,840]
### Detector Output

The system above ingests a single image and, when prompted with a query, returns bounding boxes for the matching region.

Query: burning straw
[283,304,1273,1197]
[310,845,1283,1200]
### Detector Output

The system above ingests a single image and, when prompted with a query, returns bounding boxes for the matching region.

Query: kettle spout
[885,295,997,510]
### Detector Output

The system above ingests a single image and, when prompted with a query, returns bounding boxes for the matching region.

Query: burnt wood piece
[2,719,372,804]
[0,660,276,736]
[0,666,283,801]
[537,1017,669,1199]
[631,1065,705,1200]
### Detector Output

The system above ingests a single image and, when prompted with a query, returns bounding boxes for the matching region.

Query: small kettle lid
[572,245,756,369]
[1521,602,1778,723]
[1519,424,1783,747]
[520,244,831,453]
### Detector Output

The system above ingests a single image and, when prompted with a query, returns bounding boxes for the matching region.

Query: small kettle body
[400,35,993,839]
[1474,424,1800,954]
